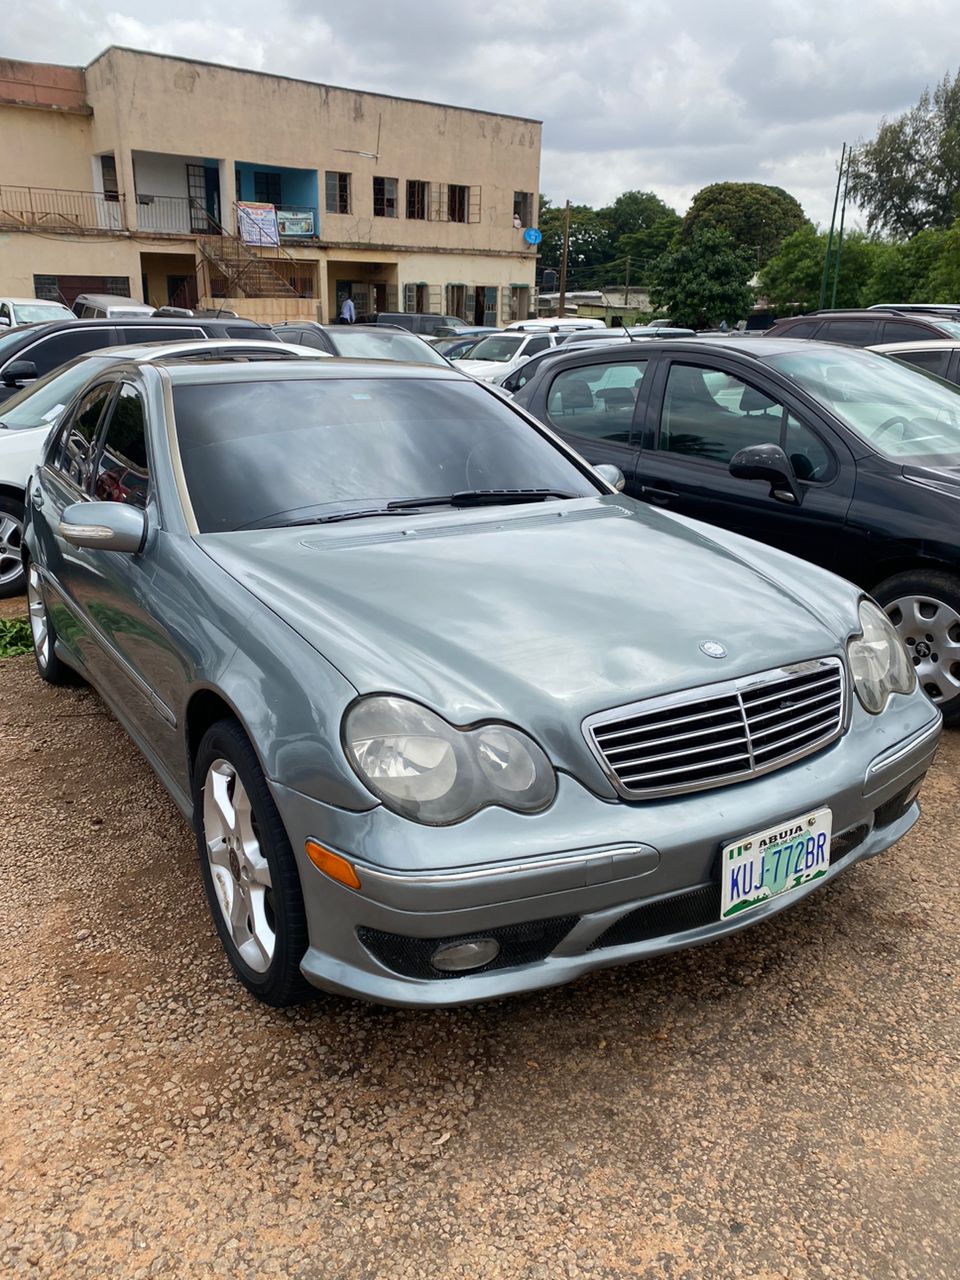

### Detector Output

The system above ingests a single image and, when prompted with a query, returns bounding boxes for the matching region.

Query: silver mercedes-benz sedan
[22,357,941,1007]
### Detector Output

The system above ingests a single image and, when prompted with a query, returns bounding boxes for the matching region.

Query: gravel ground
[1,650,958,1280]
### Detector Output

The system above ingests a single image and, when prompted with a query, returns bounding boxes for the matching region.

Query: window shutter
[386,284,399,312]
[432,183,447,222]
[403,283,417,312]
[469,186,482,224]
[465,286,476,323]
[427,285,443,315]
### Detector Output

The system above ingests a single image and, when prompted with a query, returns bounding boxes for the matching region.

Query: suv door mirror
[729,443,801,505]
[58,502,147,553]
[2,359,38,387]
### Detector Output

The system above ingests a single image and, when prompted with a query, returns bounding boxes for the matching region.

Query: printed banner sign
[237,201,280,246]
[277,209,316,237]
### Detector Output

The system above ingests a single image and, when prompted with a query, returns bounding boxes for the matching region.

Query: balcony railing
[135,193,219,235]
[0,185,125,231]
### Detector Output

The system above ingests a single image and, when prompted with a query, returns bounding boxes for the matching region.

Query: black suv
[0,317,279,404]
[765,309,960,347]
[514,336,960,722]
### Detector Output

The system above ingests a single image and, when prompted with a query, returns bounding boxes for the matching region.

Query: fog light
[430,937,501,972]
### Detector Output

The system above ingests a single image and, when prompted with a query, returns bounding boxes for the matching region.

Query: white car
[0,337,327,597]
[504,317,607,331]
[0,298,75,329]
[455,331,568,383]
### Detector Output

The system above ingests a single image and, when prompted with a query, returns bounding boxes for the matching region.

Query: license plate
[720,807,832,920]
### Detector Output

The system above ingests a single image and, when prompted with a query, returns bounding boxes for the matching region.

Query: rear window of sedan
[172,376,597,533]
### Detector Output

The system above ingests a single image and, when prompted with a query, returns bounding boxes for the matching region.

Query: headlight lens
[343,696,557,824]
[847,599,916,714]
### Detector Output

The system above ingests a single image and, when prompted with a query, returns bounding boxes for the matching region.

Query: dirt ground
[1,646,958,1280]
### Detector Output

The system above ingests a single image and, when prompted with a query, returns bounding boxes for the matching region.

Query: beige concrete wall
[0,232,141,296]
[196,296,320,324]
[84,48,541,253]
[0,105,94,190]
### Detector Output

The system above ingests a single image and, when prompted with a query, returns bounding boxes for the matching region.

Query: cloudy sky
[7,0,960,227]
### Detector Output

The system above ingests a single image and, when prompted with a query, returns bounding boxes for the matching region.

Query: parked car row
[4,306,958,1013]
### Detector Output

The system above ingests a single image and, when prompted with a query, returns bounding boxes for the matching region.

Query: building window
[373,177,398,218]
[406,179,428,220]
[325,171,351,214]
[448,183,468,223]
[513,191,533,226]
[100,155,119,203]
[254,171,282,205]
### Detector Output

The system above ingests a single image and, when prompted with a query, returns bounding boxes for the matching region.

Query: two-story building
[0,47,541,323]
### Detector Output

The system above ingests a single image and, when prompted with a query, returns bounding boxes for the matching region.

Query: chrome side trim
[47,579,177,727]
[864,714,942,783]
[335,843,657,888]
[583,657,848,801]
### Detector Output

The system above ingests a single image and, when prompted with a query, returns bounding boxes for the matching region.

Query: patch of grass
[0,618,32,658]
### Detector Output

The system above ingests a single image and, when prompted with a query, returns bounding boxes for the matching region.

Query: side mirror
[0,315,10,327]
[595,463,626,492]
[729,443,800,505]
[2,359,38,387]
[58,502,147,553]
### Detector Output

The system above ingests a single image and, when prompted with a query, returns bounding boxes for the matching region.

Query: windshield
[0,356,114,431]
[329,330,449,366]
[765,346,960,462]
[466,335,525,362]
[173,376,597,533]
[12,303,74,324]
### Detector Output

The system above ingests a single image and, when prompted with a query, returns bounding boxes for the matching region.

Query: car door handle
[641,484,676,506]
[31,486,43,510]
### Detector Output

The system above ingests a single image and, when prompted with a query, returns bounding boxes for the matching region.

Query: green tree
[649,227,755,328]
[537,197,612,288]
[679,182,809,267]
[848,71,960,237]
[759,225,883,312]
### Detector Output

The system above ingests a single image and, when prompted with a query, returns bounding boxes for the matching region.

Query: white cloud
[5,0,960,225]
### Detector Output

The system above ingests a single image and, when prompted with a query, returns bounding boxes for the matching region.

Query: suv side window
[658,362,834,480]
[525,336,551,357]
[93,384,149,508]
[818,319,878,346]
[880,319,940,342]
[546,360,648,441]
[890,348,952,378]
[51,384,115,487]
[0,303,10,327]
[121,326,204,343]
[782,319,820,337]
[23,329,118,376]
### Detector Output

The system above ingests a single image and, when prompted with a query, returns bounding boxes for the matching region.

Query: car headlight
[343,696,557,824]
[847,599,916,714]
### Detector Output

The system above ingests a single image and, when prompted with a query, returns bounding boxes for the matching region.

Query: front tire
[193,718,313,1007]
[873,570,960,725]
[0,496,26,598]
[26,560,74,685]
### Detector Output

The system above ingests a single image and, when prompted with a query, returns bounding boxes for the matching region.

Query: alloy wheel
[203,758,276,973]
[27,564,50,670]
[884,593,960,706]
[0,512,23,590]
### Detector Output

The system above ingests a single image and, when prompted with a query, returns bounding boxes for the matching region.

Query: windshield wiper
[250,490,580,529]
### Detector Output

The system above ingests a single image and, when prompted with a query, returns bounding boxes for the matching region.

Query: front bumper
[268,698,941,1007]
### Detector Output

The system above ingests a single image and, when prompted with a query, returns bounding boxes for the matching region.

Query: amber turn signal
[304,840,361,890]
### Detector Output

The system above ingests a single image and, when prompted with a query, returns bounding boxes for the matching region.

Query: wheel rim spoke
[203,758,275,974]
[0,514,23,585]
[886,592,960,703]
[26,567,49,666]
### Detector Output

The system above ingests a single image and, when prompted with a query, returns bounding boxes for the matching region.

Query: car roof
[782,309,949,323]
[869,339,960,352]
[1,297,70,305]
[106,337,327,360]
[142,357,468,385]
[4,317,273,340]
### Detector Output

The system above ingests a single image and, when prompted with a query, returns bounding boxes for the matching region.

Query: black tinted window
[226,326,275,340]
[546,360,648,441]
[94,384,149,507]
[525,336,551,356]
[29,330,116,375]
[53,384,114,485]
[173,377,596,533]
[818,319,878,346]
[297,331,330,351]
[781,319,820,337]
[890,349,952,378]
[881,320,940,342]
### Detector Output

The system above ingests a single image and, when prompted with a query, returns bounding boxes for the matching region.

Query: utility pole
[624,255,631,309]
[830,151,852,309]
[819,142,846,309]
[557,199,571,318]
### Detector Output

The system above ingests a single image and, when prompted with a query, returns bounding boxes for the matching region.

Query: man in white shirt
[339,295,356,324]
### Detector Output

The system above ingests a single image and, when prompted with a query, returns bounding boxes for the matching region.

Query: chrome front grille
[585,658,846,799]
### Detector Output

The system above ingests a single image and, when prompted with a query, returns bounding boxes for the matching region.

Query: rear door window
[880,319,940,343]
[781,319,820,338]
[546,360,648,441]
[121,326,204,343]
[19,329,118,376]
[818,319,879,346]
[524,336,551,357]
[890,348,952,378]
